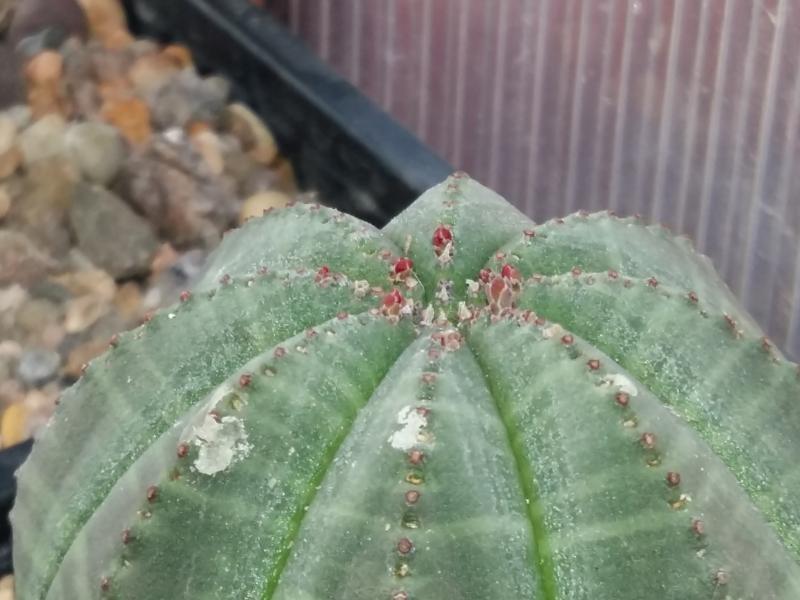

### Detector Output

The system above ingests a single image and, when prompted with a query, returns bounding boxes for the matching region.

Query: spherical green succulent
[12,174,800,599]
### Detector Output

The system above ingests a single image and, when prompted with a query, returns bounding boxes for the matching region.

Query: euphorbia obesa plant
[12,174,800,599]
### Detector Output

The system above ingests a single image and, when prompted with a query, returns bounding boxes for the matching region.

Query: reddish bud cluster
[404,490,421,505]
[432,225,452,249]
[393,257,414,276]
[146,485,158,502]
[640,432,656,449]
[380,288,407,320]
[500,263,521,281]
[408,450,424,465]
[396,538,414,555]
[315,265,331,284]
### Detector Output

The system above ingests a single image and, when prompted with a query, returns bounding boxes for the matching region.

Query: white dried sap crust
[191,414,252,475]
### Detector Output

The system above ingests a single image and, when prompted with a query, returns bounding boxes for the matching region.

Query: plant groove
[467,340,558,600]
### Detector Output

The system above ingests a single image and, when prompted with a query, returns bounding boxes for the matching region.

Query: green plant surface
[12,174,800,599]
[516,275,800,556]
[489,211,760,335]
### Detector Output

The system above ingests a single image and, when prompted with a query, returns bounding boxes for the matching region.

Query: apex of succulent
[12,173,800,599]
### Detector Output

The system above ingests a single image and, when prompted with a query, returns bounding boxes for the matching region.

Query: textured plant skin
[11,173,800,599]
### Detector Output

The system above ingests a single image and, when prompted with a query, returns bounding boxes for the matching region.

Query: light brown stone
[40,323,66,351]
[271,157,298,193]
[1,403,29,448]
[223,103,278,166]
[0,145,21,179]
[101,97,151,144]
[18,114,67,164]
[191,129,225,176]
[149,243,180,277]
[63,337,108,379]
[128,53,179,97]
[114,281,143,320]
[239,190,291,223]
[64,294,111,333]
[0,574,14,600]
[97,76,133,103]
[162,44,193,68]
[25,51,63,84]
[53,269,116,300]
[77,0,133,48]
[24,51,68,118]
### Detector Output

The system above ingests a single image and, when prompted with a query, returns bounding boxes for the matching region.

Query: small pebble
[24,51,68,118]
[190,129,225,176]
[64,294,111,333]
[101,97,152,144]
[1,403,29,448]
[128,52,179,97]
[17,348,61,387]
[0,231,57,286]
[113,281,143,320]
[162,44,192,68]
[69,183,159,279]
[223,103,278,165]
[19,114,67,164]
[64,121,126,184]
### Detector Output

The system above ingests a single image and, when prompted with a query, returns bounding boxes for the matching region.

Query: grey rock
[28,278,71,303]
[60,38,100,118]
[19,114,66,164]
[17,348,60,386]
[114,135,237,248]
[14,296,61,335]
[65,122,126,184]
[3,104,31,129]
[150,69,230,130]
[15,25,70,57]
[60,36,92,82]
[69,183,158,279]
[0,229,57,286]
[126,39,160,58]
[0,284,27,336]
[9,157,76,256]
[87,39,134,83]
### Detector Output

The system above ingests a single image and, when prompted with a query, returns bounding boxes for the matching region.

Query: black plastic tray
[0,0,452,576]
[0,440,32,575]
